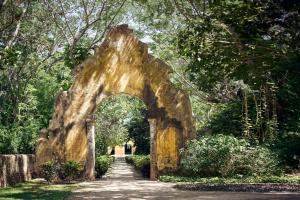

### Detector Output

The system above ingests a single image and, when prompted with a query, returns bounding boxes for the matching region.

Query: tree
[95,95,148,155]
[126,108,150,154]
[0,0,131,154]
[175,0,300,141]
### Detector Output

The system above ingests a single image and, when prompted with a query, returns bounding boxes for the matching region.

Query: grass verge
[159,175,300,184]
[0,180,78,200]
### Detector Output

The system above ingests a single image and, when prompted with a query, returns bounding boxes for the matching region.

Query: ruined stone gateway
[36,24,195,180]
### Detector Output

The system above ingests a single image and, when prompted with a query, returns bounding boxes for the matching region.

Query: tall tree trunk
[4,1,29,50]
[242,89,251,139]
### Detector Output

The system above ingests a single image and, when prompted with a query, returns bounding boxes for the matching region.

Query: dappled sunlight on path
[68,158,300,200]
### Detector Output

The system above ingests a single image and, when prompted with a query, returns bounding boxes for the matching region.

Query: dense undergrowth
[180,135,281,177]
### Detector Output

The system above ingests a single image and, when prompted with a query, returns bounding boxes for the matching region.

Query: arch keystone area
[36,24,195,180]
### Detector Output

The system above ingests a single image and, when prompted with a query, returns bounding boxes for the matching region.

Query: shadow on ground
[0,181,75,200]
[68,158,300,200]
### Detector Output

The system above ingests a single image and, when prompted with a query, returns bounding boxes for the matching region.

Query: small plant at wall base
[41,160,83,183]
[41,160,58,183]
[62,161,83,182]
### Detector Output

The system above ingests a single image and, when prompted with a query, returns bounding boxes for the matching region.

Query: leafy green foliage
[173,0,300,147]
[178,0,300,91]
[41,161,58,183]
[126,109,150,155]
[203,103,243,137]
[0,126,19,154]
[0,0,299,176]
[42,160,84,183]
[0,0,129,155]
[95,95,149,156]
[274,59,300,132]
[95,155,113,178]
[125,155,150,177]
[274,132,300,170]
[0,62,72,154]
[180,135,281,177]
[125,156,133,164]
[61,161,83,181]
[63,44,91,69]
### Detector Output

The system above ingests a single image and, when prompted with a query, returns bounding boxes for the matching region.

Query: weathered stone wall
[0,154,35,187]
[36,24,195,178]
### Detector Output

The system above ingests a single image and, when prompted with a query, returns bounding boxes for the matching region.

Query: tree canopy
[0,0,299,171]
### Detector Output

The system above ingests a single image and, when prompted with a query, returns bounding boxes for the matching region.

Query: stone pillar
[85,115,96,180]
[148,119,158,181]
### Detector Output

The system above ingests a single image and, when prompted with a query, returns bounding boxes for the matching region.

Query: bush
[180,135,281,177]
[125,155,150,177]
[41,160,58,183]
[125,156,134,164]
[62,160,83,181]
[95,155,113,178]
[274,131,300,171]
[205,103,243,137]
[42,160,84,183]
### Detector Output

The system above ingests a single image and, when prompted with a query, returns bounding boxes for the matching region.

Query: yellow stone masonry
[36,24,195,177]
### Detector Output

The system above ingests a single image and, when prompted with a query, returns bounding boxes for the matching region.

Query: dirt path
[68,158,300,200]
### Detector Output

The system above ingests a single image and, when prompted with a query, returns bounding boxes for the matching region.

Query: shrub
[180,135,281,177]
[42,160,84,183]
[125,156,134,164]
[126,155,150,177]
[232,146,281,176]
[274,131,300,171]
[133,155,150,169]
[62,160,83,181]
[41,160,58,183]
[95,155,113,178]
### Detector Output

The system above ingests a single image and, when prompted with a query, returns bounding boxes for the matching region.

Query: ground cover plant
[160,175,300,184]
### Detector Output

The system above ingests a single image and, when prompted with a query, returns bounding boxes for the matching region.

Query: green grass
[159,175,300,184]
[0,181,78,200]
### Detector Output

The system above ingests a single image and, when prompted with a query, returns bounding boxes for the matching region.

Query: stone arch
[36,24,195,179]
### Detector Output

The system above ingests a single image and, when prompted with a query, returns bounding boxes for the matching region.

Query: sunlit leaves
[95,94,148,155]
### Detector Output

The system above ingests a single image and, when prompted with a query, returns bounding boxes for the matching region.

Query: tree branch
[187,0,202,17]
[81,0,89,23]
[0,0,8,11]
[89,0,127,49]
[57,0,75,41]
[173,0,191,21]
[44,1,70,45]
[4,0,29,50]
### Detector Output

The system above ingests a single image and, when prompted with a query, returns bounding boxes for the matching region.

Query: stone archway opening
[36,24,195,180]
[90,93,151,177]
[94,94,150,157]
